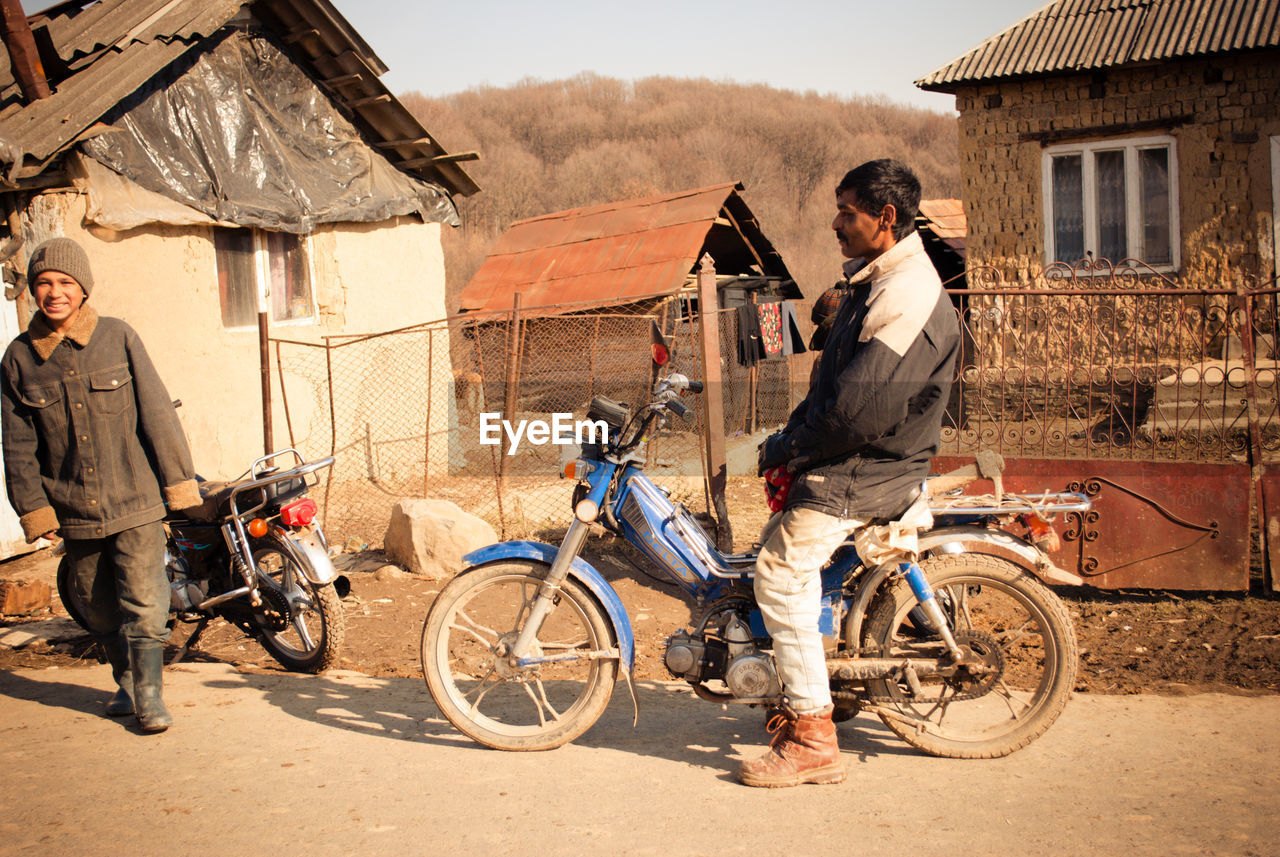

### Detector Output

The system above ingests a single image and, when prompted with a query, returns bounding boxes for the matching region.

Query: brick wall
[951,50,1280,287]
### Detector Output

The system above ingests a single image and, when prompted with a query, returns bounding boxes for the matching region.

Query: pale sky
[328,0,1047,112]
[22,0,1050,113]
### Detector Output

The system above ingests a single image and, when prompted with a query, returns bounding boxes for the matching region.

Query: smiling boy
[1,237,201,732]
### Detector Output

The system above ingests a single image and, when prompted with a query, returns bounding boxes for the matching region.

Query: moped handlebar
[655,373,704,395]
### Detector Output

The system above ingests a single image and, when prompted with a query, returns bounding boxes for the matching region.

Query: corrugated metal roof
[0,0,476,195]
[0,0,240,163]
[459,184,795,316]
[917,0,1280,90]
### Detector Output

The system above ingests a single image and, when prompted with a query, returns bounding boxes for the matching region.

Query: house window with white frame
[213,227,316,329]
[1043,135,1178,270]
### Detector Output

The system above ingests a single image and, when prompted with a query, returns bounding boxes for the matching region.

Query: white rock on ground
[382,498,498,580]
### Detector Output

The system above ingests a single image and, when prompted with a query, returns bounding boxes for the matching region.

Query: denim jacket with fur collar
[1,305,199,541]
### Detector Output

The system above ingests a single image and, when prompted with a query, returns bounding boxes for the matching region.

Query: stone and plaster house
[916,0,1279,287]
[0,0,477,554]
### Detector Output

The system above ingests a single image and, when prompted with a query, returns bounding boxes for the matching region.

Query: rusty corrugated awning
[459,183,797,316]
[917,198,967,255]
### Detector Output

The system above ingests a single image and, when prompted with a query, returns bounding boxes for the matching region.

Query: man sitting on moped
[745,158,960,787]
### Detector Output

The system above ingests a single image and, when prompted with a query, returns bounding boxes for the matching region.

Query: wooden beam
[373,138,435,150]
[0,0,51,101]
[376,137,433,148]
[281,27,318,44]
[718,205,767,273]
[1020,115,1194,146]
[398,151,480,170]
[322,72,364,87]
[696,254,732,552]
[347,93,392,108]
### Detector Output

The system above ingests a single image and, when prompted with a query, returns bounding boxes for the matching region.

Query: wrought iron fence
[273,255,1279,561]
[943,260,1279,465]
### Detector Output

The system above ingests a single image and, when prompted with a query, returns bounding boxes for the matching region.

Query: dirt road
[1,662,1276,857]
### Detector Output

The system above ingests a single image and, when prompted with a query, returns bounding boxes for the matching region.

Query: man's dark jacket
[779,231,959,520]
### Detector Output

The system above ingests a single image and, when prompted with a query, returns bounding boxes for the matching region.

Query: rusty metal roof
[917,198,966,254]
[917,0,1280,91]
[459,184,797,316]
[0,0,477,195]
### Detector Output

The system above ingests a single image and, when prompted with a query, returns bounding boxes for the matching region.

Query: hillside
[400,74,960,309]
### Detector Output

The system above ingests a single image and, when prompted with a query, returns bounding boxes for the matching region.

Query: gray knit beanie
[27,237,93,297]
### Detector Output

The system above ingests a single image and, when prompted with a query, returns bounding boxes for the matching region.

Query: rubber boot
[100,636,134,717]
[129,641,173,733]
[738,707,845,788]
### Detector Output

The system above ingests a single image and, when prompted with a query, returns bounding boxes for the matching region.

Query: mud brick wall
[950,50,1280,286]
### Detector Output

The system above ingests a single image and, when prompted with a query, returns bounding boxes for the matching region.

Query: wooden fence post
[498,293,524,508]
[258,311,272,456]
[1237,277,1274,590]
[696,254,732,551]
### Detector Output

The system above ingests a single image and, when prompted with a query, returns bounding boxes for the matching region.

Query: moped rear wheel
[421,560,617,751]
[862,554,1077,759]
[55,557,91,633]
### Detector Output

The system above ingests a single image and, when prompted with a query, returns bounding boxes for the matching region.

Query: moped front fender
[462,541,635,673]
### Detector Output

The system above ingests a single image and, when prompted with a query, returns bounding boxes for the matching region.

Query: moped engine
[664,608,781,699]
[165,548,209,611]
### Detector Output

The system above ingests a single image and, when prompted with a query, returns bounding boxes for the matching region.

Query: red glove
[763,465,794,513]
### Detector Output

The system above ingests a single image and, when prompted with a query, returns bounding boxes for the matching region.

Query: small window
[214,228,315,329]
[1043,136,1179,271]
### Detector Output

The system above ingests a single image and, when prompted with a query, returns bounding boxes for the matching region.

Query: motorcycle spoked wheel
[421,559,618,751]
[246,533,344,674]
[862,553,1078,759]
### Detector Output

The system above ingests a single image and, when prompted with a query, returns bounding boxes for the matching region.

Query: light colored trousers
[754,506,865,713]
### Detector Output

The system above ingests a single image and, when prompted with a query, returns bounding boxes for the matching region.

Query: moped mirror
[650,319,670,366]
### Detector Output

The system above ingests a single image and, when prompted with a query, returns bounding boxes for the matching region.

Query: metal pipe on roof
[0,0,51,102]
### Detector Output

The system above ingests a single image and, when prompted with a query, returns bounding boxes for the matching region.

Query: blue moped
[421,344,1089,757]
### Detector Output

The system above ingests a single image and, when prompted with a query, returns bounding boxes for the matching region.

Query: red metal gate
[941,262,1277,591]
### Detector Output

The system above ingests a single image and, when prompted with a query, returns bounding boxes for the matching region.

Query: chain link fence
[272,295,815,547]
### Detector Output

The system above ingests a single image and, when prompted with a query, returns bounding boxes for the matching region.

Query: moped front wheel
[862,554,1078,759]
[421,560,618,751]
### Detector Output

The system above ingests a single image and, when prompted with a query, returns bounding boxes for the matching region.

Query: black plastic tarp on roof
[79,30,459,233]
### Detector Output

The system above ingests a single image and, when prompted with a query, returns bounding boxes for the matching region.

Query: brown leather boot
[738,707,845,788]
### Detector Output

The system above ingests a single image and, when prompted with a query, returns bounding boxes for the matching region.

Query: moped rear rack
[227,449,335,522]
[929,491,1092,518]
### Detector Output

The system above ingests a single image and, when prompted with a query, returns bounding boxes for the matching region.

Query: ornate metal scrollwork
[1060,475,1220,578]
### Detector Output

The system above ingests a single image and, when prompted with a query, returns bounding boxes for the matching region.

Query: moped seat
[181,474,309,523]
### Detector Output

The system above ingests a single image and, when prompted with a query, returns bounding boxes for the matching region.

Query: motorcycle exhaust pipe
[194,585,253,611]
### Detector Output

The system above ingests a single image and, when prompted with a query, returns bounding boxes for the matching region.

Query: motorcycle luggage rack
[227,450,335,522]
[928,491,1091,519]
